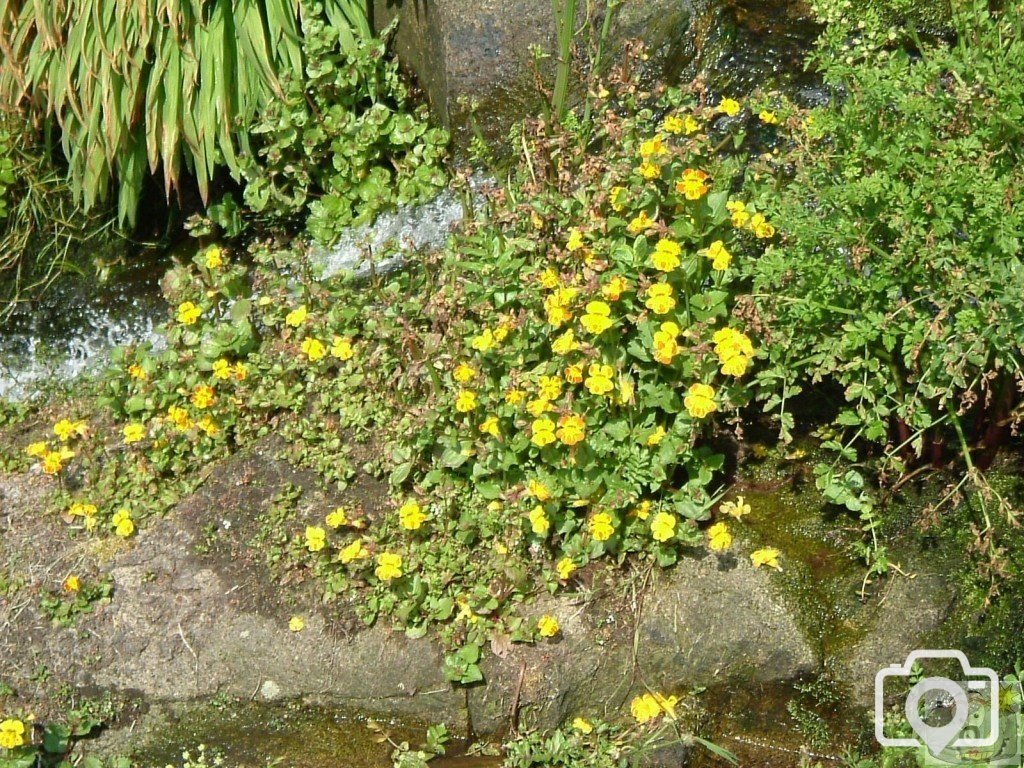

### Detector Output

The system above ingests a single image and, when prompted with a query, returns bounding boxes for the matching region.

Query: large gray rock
[834,567,955,705]
[466,553,818,733]
[372,0,721,147]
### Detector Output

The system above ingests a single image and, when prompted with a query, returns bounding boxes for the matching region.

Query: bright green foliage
[0,0,370,225]
[379,89,766,568]
[241,17,448,244]
[0,128,13,221]
[748,3,1024,465]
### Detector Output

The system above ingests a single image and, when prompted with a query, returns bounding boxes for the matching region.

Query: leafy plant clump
[0,0,371,224]
[748,3,1024,477]
[240,14,449,245]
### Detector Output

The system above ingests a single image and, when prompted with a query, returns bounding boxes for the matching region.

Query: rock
[467,553,817,733]
[371,0,723,148]
[835,567,955,705]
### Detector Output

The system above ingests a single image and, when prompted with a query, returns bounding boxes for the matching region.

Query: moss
[128,699,432,768]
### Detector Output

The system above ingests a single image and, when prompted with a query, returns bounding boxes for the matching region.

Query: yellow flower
[572,717,593,734]
[331,336,355,361]
[233,362,249,381]
[713,328,755,359]
[759,109,778,124]
[121,423,145,444]
[683,115,701,135]
[684,383,718,419]
[285,305,308,327]
[63,574,81,592]
[528,479,552,501]
[527,398,552,417]
[112,508,135,538]
[639,136,668,159]
[609,186,628,212]
[566,228,585,252]
[455,389,478,413]
[630,693,677,724]
[479,415,500,437]
[26,441,48,458]
[531,418,557,447]
[0,719,26,749]
[53,419,87,442]
[539,267,561,290]
[42,450,67,474]
[589,512,615,541]
[471,328,497,352]
[211,359,232,380]
[167,405,192,432]
[128,363,148,381]
[644,283,676,315]
[721,496,751,520]
[453,363,477,383]
[721,355,751,377]
[627,211,654,234]
[557,414,586,446]
[176,301,202,325]
[650,512,677,543]
[676,168,710,200]
[749,212,775,239]
[191,385,216,409]
[198,417,219,437]
[564,364,584,384]
[305,526,327,552]
[301,338,326,362]
[537,375,563,401]
[528,505,550,536]
[650,238,682,272]
[339,538,369,564]
[726,200,750,228]
[662,114,685,134]
[288,616,305,632]
[375,552,404,581]
[580,301,613,335]
[204,245,224,269]
[505,388,526,405]
[556,557,577,580]
[646,426,667,446]
[633,501,652,520]
[537,614,560,638]
[399,500,427,530]
[69,502,98,518]
[708,521,732,551]
[718,97,741,117]
[545,295,574,327]
[601,275,629,301]
[551,328,580,355]
[653,321,681,365]
[326,508,348,528]
[703,240,732,270]
[584,364,615,396]
[751,547,782,571]
[638,160,661,180]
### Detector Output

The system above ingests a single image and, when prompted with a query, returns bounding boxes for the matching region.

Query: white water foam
[313,174,492,278]
[0,177,493,400]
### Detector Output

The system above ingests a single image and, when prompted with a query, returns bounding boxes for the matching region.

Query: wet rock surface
[0,439,957,760]
[372,0,720,148]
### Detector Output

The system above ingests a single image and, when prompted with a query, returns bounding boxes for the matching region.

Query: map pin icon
[905,677,971,757]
